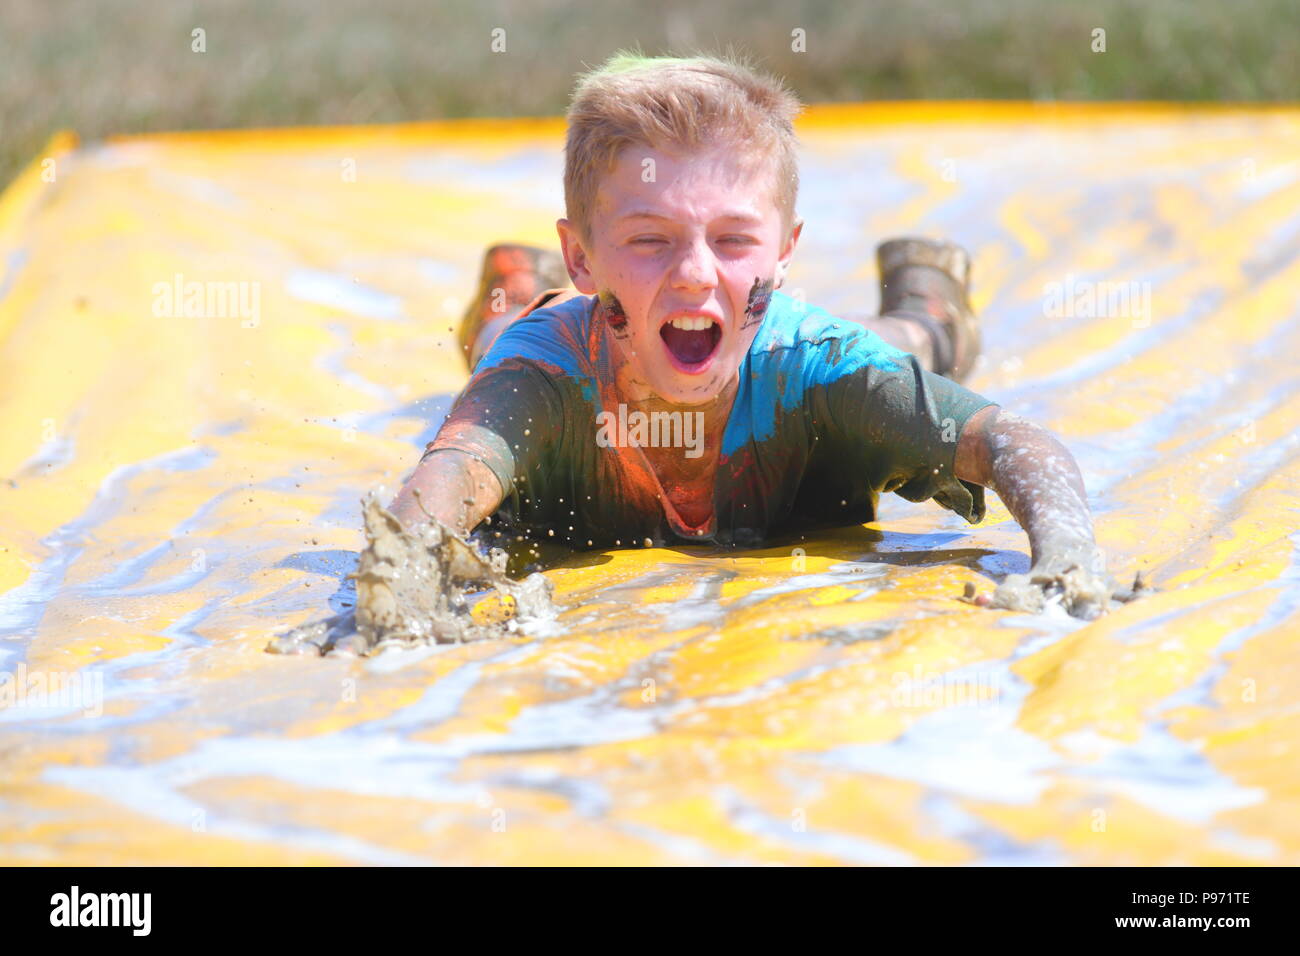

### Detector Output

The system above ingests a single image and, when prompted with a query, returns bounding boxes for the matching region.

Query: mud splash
[266,489,556,657]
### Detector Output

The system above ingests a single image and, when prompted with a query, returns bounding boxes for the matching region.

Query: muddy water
[1,109,1298,864]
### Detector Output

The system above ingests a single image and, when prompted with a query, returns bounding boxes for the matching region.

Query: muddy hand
[345,489,555,655]
[348,490,505,654]
[973,546,1150,620]
[266,488,554,658]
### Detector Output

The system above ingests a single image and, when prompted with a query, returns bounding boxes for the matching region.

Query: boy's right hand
[268,487,553,657]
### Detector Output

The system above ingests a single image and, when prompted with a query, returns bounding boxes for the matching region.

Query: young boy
[390,53,1135,621]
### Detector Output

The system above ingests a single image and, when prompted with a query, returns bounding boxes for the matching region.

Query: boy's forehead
[594,143,781,226]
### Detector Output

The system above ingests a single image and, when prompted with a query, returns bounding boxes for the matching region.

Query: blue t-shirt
[425,290,998,548]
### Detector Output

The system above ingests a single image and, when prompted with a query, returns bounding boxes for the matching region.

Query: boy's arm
[954,406,1124,619]
[387,352,562,537]
[387,450,504,536]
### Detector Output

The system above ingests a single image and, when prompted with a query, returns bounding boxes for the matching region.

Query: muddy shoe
[877,237,981,384]
[457,243,569,371]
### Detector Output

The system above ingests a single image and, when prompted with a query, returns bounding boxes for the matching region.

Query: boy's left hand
[968,544,1150,620]
[989,544,1112,619]
[954,407,1153,622]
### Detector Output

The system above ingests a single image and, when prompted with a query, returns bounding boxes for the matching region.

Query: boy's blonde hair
[564,51,803,243]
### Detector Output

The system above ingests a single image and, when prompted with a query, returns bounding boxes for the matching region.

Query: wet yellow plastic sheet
[1,104,1298,865]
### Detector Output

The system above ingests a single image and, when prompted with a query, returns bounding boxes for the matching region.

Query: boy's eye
[627,235,755,249]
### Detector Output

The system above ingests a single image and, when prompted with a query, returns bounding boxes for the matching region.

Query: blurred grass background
[2,0,1297,190]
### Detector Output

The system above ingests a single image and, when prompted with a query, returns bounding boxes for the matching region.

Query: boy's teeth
[660,315,723,366]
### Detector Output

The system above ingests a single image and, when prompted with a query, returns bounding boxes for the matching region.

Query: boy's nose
[670,239,718,292]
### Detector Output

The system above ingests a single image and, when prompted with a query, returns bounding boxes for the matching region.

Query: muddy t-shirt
[423,290,999,548]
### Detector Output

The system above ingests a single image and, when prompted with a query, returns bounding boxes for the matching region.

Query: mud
[266,489,556,657]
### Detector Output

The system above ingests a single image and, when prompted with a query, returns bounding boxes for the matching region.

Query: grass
[2,0,1298,189]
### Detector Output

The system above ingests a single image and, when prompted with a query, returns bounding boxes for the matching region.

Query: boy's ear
[775,217,803,289]
[556,218,597,295]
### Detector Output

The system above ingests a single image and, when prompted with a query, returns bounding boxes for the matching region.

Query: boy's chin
[642,361,736,406]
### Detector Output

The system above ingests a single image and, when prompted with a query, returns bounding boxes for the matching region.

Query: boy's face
[558,143,801,406]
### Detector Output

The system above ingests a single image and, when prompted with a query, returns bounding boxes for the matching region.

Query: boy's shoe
[458,243,569,371]
[877,237,981,384]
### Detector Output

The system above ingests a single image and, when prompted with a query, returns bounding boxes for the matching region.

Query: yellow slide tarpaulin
[0,104,1297,865]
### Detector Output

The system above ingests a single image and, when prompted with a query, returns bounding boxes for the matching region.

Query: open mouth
[659,315,722,372]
